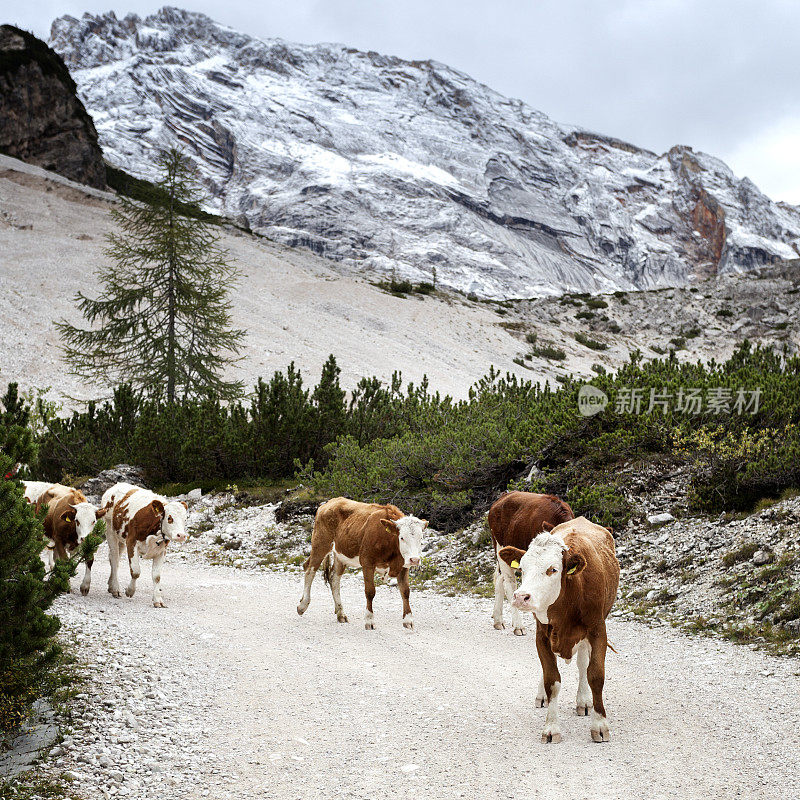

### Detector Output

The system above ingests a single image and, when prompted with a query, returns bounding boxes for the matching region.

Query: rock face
[49,8,800,297]
[0,25,105,188]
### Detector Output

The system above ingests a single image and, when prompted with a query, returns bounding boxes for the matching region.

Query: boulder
[79,465,147,500]
[647,512,675,527]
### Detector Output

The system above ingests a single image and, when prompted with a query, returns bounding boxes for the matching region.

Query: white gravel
[49,547,800,800]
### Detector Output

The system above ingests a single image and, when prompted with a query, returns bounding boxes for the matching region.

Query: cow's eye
[546,566,557,576]
[167,516,173,523]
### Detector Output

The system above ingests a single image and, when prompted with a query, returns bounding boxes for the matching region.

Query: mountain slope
[49,7,800,298]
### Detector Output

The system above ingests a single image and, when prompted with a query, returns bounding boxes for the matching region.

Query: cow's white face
[395,515,427,568]
[71,502,104,545]
[161,501,188,543]
[510,533,569,623]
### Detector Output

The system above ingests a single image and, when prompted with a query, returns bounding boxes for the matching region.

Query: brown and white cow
[498,516,619,743]
[94,482,188,607]
[35,483,106,580]
[297,497,426,630]
[488,491,574,635]
[22,480,55,505]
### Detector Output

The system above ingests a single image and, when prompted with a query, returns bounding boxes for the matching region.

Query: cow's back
[557,516,619,619]
[489,491,574,552]
[313,497,403,555]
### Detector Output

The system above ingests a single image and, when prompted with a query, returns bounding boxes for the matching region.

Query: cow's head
[499,532,586,623]
[380,515,427,568]
[66,502,107,545]
[154,499,189,543]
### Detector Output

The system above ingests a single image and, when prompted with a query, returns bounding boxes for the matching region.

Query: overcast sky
[11,0,800,204]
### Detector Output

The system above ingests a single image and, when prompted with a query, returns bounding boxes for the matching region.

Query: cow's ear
[541,521,554,532]
[380,518,399,536]
[181,501,188,510]
[95,507,107,519]
[564,551,587,577]
[605,526,614,537]
[421,519,429,530]
[60,510,74,524]
[152,499,165,517]
[498,546,526,569]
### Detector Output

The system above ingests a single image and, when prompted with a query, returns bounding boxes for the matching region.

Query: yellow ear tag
[65,516,73,523]
[511,560,520,569]
[567,565,577,575]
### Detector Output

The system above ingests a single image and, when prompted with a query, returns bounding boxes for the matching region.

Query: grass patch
[721,541,759,567]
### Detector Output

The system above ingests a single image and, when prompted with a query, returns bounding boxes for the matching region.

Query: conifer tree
[57,148,245,403]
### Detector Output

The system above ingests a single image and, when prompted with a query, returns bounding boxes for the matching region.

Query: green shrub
[575,332,608,351]
[585,298,608,309]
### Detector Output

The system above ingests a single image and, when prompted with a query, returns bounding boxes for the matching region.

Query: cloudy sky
[12,0,800,204]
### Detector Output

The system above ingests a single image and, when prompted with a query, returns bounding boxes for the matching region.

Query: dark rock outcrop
[0,25,105,188]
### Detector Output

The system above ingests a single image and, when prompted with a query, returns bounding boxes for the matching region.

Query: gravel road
[51,553,800,800]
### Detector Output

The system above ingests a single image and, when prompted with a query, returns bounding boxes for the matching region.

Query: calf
[96,482,188,607]
[35,484,106,581]
[297,497,426,630]
[498,516,619,743]
[488,491,574,635]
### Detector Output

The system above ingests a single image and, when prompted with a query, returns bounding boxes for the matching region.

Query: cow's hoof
[125,587,136,598]
[337,614,349,623]
[110,590,121,598]
[591,716,610,742]
[493,621,505,630]
[297,604,306,616]
[403,620,414,630]
[541,728,562,744]
[535,697,549,708]
[80,585,90,596]
[576,703,590,716]
[513,627,526,636]
[365,622,375,630]
[153,601,166,608]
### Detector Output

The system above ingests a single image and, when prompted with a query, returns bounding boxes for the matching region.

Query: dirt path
[53,556,800,800]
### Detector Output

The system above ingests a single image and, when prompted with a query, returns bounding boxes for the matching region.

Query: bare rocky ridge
[0,25,105,188]
[48,7,800,298]
[2,153,799,408]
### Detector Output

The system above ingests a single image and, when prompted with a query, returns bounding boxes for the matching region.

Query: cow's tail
[607,640,618,654]
[321,552,333,586]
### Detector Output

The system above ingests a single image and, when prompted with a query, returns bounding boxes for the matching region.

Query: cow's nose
[515,592,532,605]
[409,557,421,567]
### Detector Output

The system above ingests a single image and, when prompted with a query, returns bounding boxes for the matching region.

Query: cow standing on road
[297,497,426,630]
[498,516,619,743]
[488,491,574,635]
[96,483,188,607]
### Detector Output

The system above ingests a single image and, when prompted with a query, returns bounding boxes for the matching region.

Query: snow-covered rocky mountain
[49,6,800,298]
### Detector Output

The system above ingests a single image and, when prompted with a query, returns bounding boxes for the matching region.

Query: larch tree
[57,148,245,403]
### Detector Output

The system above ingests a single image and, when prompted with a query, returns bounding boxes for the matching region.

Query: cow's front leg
[587,625,610,742]
[536,625,562,743]
[329,557,348,622]
[575,639,592,716]
[535,674,548,708]
[107,533,122,598]
[363,565,377,630]
[151,550,167,608]
[397,567,413,629]
[492,561,505,630]
[80,557,93,596]
[126,541,140,598]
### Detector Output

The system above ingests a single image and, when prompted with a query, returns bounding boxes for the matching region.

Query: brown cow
[498,516,619,743]
[297,497,426,630]
[36,484,106,585]
[488,491,574,635]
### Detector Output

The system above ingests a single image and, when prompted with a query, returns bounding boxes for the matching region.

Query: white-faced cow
[297,497,426,630]
[95,482,188,607]
[488,491,575,635]
[498,516,619,743]
[35,483,106,577]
